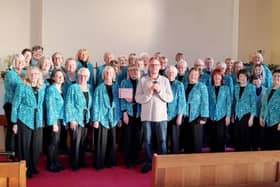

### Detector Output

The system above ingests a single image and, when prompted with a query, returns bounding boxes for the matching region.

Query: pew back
[152,151,280,187]
[0,160,26,187]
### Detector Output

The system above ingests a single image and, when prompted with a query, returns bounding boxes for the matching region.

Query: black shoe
[27,169,33,179]
[55,162,65,171]
[46,164,60,173]
[135,159,144,165]
[72,165,80,171]
[126,163,134,169]
[141,164,152,173]
[31,168,39,175]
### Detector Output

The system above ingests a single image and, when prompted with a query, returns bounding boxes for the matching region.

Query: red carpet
[27,154,152,187]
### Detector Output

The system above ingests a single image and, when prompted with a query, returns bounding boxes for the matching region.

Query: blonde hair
[252,52,264,63]
[24,66,44,89]
[38,56,54,70]
[76,48,89,61]
[102,65,116,81]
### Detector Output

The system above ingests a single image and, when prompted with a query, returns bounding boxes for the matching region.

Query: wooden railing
[0,160,26,187]
[152,151,280,187]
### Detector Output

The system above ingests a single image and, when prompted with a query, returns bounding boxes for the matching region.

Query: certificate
[119,88,133,99]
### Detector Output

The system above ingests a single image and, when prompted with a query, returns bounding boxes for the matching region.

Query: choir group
[3,46,280,177]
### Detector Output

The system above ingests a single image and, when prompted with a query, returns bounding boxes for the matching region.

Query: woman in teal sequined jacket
[3,54,26,159]
[65,68,93,170]
[184,67,209,153]
[166,66,186,154]
[260,69,280,150]
[92,66,121,170]
[45,70,66,172]
[11,66,46,178]
[233,69,256,151]
[208,69,232,152]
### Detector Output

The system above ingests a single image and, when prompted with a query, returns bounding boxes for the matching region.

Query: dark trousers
[142,121,167,166]
[47,121,61,167]
[17,121,42,171]
[94,125,116,170]
[59,125,69,153]
[167,117,180,154]
[69,125,88,169]
[122,116,142,166]
[3,103,17,155]
[209,118,226,152]
[234,113,250,151]
[184,118,203,153]
[264,124,280,150]
[249,117,264,150]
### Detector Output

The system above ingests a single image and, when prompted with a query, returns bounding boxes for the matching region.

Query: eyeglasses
[129,69,138,72]
[150,64,160,67]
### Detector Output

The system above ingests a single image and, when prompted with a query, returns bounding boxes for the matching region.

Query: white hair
[166,65,178,77]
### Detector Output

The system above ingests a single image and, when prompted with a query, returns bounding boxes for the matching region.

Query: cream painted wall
[0,0,31,115]
[0,0,31,64]
[271,0,280,65]
[42,0,238,64]
[238,0,273,64]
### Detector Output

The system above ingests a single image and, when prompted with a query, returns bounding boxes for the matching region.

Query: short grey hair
[166,65,178,77]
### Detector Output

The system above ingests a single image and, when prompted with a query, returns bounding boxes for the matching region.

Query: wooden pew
[0,160,26,187]
[152,151,280,187]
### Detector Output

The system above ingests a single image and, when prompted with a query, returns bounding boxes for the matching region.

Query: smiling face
[78,50,89,62]
[167,68,177,81]
[78,68,90,84]
[149,59,161,76]
[252,53,263,65]
[273,72,280,88]
[28,68,41,85]
[103,67,115,82]
[128,67,139,80]
[32,49,43,61]
[65,59,77,73]
[53,71,65,85]
[53,53,63,68]
[14,56,25,70]
[188,69,200,84]
[213,73,222,86]
[23,51,32,66]
[238,73,247,86]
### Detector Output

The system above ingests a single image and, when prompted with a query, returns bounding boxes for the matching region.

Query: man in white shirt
[135,57,173,173]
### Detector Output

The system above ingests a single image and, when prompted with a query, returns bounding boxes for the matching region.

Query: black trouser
[122,116,142,166]
[209,117,226,152]
[47,120,62,167]
[167,117,180,154]
[17,121,42,171]
[94,125,116,170]
[264,124,280,150]
[184,118,204,153]
[69,125,88,169]
[203,120,211,148]
[249,117,264,150]
[3,103,17,155]
[59,125,69,153]
[234,113,250,151]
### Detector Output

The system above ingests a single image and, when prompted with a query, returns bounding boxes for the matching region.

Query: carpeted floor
[27,154,152,187]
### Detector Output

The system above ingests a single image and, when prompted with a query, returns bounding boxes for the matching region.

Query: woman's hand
[12,124,18,134]
[70,121,77,131]
[93,121,99,129]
